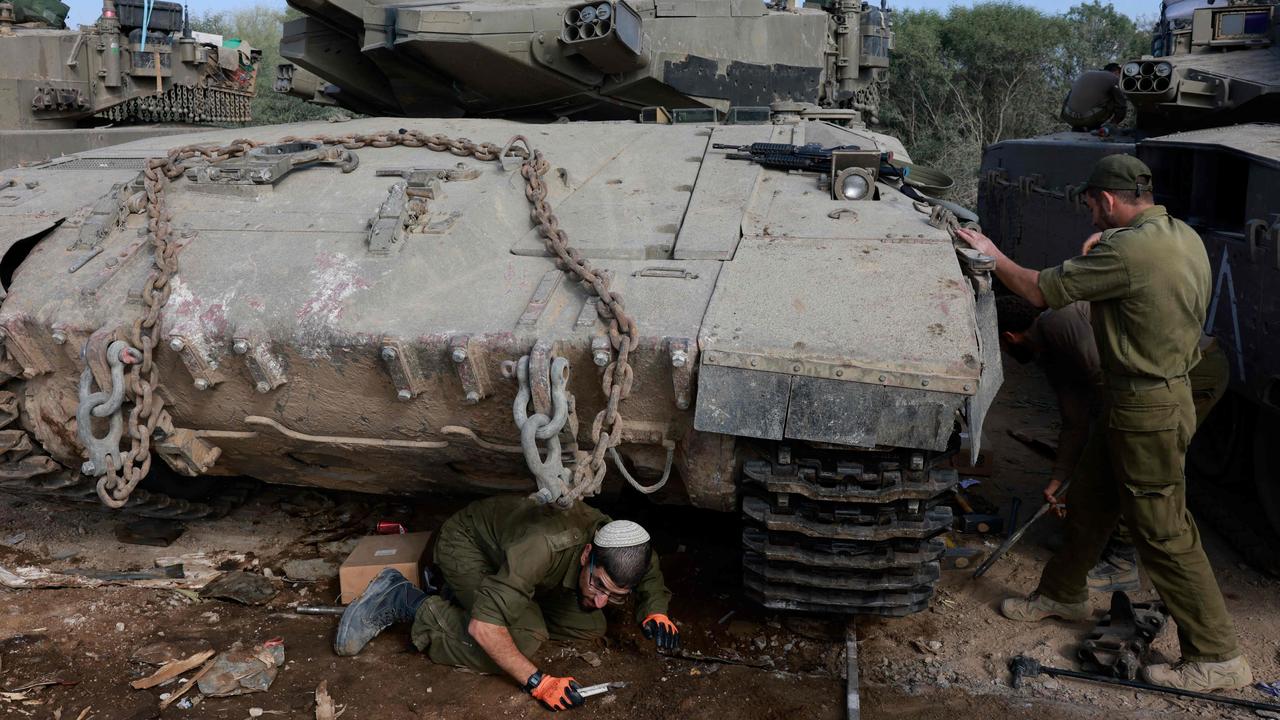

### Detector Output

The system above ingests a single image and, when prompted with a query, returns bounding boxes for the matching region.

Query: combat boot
[1142,655,1253,692]
[334,567,429,656]
[999,592,1091,622]
[1087,544,1141,593]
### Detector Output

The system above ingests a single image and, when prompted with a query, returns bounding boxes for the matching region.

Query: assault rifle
[713,142,904,179]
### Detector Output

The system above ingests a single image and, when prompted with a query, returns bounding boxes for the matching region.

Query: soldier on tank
[333,495,678,711]
[995,296,1231,593]
[1061,63,1128,131]
[955,155,1252,692]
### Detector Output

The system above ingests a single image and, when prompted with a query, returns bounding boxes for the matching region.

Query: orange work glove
[642,613,680,651]
[525,671,585,711]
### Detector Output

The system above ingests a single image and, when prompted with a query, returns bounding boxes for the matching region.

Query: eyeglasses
[587,557,629,605]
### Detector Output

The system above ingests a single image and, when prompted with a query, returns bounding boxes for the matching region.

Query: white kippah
[594,520,650,548]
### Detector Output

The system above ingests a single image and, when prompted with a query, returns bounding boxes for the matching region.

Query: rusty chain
[94,129,633,507]
[509,135,638,502]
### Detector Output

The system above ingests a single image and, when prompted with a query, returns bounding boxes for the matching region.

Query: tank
[0,0,262,168]
[0,0,1004,617]
[977,0,1280,561]
[273,0,892,121]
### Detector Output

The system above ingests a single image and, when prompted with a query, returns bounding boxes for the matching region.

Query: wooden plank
[129,649,216,690]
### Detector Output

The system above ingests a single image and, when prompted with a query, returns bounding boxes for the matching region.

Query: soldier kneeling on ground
[333,495,678,712]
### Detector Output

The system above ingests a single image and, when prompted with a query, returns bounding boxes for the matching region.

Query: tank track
[741,448,955,616]
[0,389,247,522]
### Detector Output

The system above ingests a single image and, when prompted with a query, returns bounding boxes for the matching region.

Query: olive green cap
[1086,154,1154,193]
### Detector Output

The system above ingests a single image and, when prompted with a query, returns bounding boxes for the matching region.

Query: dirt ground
[1,360,1277,720]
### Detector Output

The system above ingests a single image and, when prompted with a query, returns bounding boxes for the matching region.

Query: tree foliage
[879,2,1150,205]
[192,6,343,126]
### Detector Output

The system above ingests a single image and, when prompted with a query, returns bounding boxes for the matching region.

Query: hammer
[1008,656,1280,713]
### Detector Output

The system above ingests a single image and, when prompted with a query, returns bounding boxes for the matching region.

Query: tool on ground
[294,605,347,616]
[1078,592,1168,680]
[577,682,627,698]
[659,648,771,669]
[846,620,861,720]
[68,564,184,581]
[942,547,983,570]
[957,513,1004,534]
[971,479,1071,579]
[1008,656,1280,714]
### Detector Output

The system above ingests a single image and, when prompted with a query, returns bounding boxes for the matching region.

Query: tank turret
[276,0,892,122]
[1119,0,1278,130]
[0,0,262,166]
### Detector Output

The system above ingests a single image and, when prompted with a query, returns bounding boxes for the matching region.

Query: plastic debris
[281,559,337,582]
[198,639,286,697]
[199,572,279,605]
[1257,681,1280,700]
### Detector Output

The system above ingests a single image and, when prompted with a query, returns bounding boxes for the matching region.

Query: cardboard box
[338,531,432,604]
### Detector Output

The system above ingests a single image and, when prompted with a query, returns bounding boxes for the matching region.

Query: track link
[741,450,956,616]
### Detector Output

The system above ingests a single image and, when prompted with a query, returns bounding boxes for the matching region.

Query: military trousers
[1112,342,1230,546]
[408,520,606,674]
[1036,376,1241,662]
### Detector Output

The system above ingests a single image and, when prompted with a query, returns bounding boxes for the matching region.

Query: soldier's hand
[1081,231,1103,256]
[642,613,680,651]
[1043,479,1066,518]
[954,227,997,257]
[525,671,585,712]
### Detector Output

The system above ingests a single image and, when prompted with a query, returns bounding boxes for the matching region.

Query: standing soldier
[995,296,1232,592]
[955,155,1251,692]
[1061,63,1128,131]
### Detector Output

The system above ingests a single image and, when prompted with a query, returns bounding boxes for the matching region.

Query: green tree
[1058,2,1150,81]
[192,6,342,126]
[879,1,1153,205]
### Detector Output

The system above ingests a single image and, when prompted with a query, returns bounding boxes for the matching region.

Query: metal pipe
[244,415,449,449]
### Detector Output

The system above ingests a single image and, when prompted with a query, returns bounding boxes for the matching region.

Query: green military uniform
[1035,204,1241,663]
[409,496,671,673]
[1028,303,1231,547]
[1061,70,1127,131]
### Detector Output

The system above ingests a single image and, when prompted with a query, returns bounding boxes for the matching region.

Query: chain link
[91,128,616,508]
[510,134,638,503]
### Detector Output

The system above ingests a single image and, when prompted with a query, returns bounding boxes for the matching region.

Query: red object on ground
[375,521,407,535]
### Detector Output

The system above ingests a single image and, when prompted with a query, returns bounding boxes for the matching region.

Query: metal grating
[45,157,148,170]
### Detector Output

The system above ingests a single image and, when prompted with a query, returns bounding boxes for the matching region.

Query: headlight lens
[1155,62,1172,77]
[1123,62,1140,77]
[840,173,870,201]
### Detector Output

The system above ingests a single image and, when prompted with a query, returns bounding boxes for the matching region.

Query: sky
[66,0,1153,30]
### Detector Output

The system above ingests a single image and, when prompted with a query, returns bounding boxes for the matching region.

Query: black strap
[523,670,544,694]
